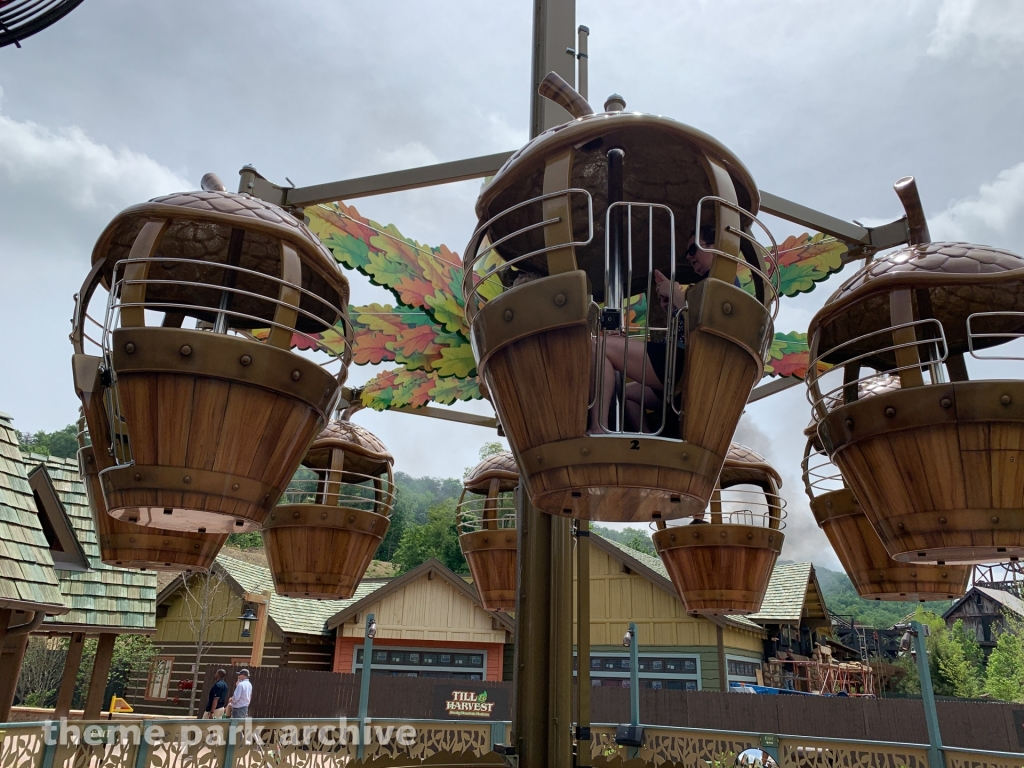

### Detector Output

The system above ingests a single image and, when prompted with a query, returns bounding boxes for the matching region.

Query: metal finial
[604,94,626,112]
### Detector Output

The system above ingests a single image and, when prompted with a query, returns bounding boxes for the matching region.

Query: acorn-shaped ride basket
[71,173,352,537]
[807,176,1024,564]
[77,416,226,571]
[803,422,970,602]
[654,443,785,615]
[462,76,779,524]
[263,418,393,599]
[457,451,519,611]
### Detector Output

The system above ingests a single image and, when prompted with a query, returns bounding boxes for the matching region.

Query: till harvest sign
[432,684,509,720]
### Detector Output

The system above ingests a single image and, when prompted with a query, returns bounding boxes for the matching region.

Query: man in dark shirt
[202,669,228,719]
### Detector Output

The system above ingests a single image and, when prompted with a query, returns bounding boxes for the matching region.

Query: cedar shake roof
[747,561,828,625]
[0,414,67,614]
[38,454,156,631]
[216,553,388,637]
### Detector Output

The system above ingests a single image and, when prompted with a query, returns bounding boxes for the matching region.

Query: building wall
[580,547,764,651]
[154,577,283,645]
[945,591,1013,654]
[333,636,504,680]
[336,575,508,644]
[135,578,331,715]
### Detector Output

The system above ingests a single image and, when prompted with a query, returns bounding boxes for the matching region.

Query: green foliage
[391,471,462,525]
[893,610,984,698]
[18,423,79,459]
[592,525,655,557]
[984,610,1024,702]
[815,564,952,628]
[392,498,468,574]
[226,532,263,549]
[375,502,408,562]
[621,528,656,557]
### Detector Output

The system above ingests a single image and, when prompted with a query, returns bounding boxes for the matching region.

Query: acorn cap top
[719,443,781,489]
[810,241,1024,366]
[464,451,519,494]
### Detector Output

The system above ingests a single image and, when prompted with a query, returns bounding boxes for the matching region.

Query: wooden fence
[204,665,1024,753]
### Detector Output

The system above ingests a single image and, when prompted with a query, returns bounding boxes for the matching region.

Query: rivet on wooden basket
[240,355,252,366]
[180,345,192,356]
[124,342,136,354]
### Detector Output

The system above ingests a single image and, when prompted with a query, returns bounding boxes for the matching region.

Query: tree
[181,570,236,715]
[16,637,68,707]
[375,501,408,562]
[984,610,1024,702]
[18,423,79,459]
[894,610,983,698]
[620,528,656,557]
[392,499,468,574]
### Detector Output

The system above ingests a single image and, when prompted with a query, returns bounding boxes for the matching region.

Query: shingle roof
[977,587,1024,617]
[0,414,66,613]
[595,535,764,632]
[38,453,157,630]
[218,553,388,637]
[747,561,814,624]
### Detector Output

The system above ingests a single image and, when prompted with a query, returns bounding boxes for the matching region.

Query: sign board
[109,696,133,713]
[432,683,509,720]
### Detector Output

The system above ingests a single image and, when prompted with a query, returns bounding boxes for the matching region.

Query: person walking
[201,669,228,719]
[226,668,252,719]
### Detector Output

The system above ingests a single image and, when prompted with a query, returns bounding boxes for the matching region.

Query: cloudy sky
[2,0,1022,568]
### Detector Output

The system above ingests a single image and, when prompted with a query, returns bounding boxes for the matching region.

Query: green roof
[747,561,815,624]
[38,453,157,630]
[596,535,764,632]
[218,553,388,637]
[0,414,66,612]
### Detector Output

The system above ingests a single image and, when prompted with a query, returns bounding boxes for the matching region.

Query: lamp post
[238,607,257,638]
[899,621,944,768]
[357,613,377,760]
[616,623,641,758]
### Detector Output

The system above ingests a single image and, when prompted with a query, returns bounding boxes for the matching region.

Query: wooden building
[327,558,515,682]
[133,553,386,716]
[943,586,1024,658]
[0,413,69,721]
[747,562,833,661]
[587,537,767,691]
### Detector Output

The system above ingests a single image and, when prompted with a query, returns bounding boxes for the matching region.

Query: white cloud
[930,161,1024,249]
[0,97,189,256]
[0,92,190,431]
[928,0,1024,59]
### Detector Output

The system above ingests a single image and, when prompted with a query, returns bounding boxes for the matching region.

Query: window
[576,653,700,690]
[353,646,487,680]
[145,657,174,700]
[726,655,761,684]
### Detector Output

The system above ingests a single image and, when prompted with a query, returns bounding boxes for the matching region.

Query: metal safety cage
[462,188,595,317]
[278,467,396,516]
[967,311,1024,361]
[100,255,352,465]
[806,319,947,421]
[657,487,787,530]
[456,493,517,535]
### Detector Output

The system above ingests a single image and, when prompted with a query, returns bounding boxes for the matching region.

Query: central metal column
[549,514,574,767]
[512,489,553,764]
[530,0,577,136]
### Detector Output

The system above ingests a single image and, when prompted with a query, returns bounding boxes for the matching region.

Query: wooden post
[717,624,728,691]
[84,633,116,718]
[575,520,591,767]
[55,632,86,717]
[245,593,271,667]
[0,632,29,722]
[0,609,11,649]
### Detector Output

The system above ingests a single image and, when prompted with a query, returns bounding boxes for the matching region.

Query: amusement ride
[60,4,1024,767]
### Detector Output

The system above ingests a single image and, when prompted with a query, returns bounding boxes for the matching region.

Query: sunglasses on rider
[686,238,714,258]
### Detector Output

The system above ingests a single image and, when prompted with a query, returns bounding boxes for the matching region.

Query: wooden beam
[55,632,86,717]
[245,592,271,667]
[83,632,116,718]
[391,405,499,430]
[0,633,29,722]
[717,624,727,692]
